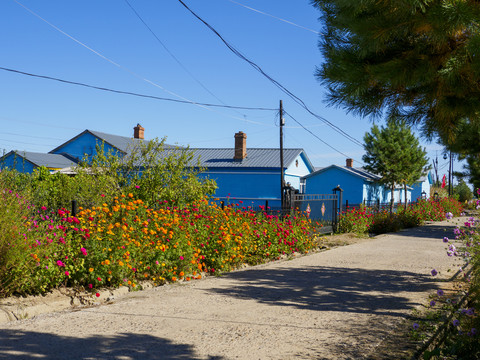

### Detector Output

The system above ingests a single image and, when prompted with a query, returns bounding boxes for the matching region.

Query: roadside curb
[0,286,130,325]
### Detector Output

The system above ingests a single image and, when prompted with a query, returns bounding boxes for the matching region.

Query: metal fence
[345,199,415,213]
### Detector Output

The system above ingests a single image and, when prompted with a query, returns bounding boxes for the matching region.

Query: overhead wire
[0,66,276,112]
[176,0,364,148]
[12,0,270,126]
[123,0,247,118]
[285,111,364,164]
[225,0,321,35]
[2,131,65,141]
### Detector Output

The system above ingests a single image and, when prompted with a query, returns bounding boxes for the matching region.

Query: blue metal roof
[303,165,381,182]
[49,129,177,155]
[190,148,308,169]
[3,151,77,169]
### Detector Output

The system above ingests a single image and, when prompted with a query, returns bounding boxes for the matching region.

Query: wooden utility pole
[448,152,453,196]
[280,100,285,210]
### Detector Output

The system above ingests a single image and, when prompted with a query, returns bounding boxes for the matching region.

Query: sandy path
[0,217,467,360]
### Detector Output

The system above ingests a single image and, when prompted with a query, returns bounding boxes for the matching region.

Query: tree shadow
[0,330,224,360]
[209,266,439,318]
[393,223,460,240]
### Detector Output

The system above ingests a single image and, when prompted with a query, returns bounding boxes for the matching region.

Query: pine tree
[313,0,480,139]
[363,121,429,212]
[438,118,480,190]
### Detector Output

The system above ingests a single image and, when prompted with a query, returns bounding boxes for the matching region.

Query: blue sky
[0,0,456,180]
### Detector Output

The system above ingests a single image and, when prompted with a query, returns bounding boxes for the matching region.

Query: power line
[124,0,245,116]
[0,137,54,147]
[12,0,270,125]
[226,0,321,35]
[176,0,364,148]
[2,131,65,141]
[285,111,363,164]
[0,66,276,112]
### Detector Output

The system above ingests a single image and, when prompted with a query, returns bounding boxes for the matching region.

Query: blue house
[194,131,314,207]
[0,151,77,173]
[302,158,413,206]
[411,172,434,201]
[1,125,315,207]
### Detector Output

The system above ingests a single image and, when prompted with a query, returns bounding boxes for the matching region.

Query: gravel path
[0,217,467,360]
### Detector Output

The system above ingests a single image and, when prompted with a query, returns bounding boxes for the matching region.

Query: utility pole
[448,152,453,196]
[279,100,285,210]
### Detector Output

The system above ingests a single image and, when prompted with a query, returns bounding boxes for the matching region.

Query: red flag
[441,174,446,188]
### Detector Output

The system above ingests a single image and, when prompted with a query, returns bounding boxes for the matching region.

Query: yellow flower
[89,268,94,272]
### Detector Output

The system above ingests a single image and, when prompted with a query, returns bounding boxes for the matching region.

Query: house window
[300,178,306,193]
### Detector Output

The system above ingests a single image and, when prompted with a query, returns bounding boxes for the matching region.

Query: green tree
[312,0,480,139]
[76,138,217,208]
[454,180,473,202]
[436,118,480,191]
[363,121,429,212]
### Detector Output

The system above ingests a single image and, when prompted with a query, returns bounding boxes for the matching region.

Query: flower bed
[1,193,318,298]
[338,198,464,235]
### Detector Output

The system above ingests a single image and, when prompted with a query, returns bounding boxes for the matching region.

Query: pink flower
[135,185,140,189]
[100,194,105,197]
[88,284,93,289]
[179,256,184,260]
[41,206,47,211]
[57,260,65,267]
[96,293,100,297]
[81,247,88,256]
[65,271,70,276]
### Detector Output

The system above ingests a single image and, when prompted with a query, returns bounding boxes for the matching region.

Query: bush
[338,206,373,235]
[368,212,402,234]
[76,138,217,208]
[453,180,473,203]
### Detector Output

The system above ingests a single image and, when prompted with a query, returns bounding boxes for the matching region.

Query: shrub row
[338,197,464,235]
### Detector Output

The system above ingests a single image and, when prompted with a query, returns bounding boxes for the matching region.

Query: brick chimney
[133,124,144,139]
[346,158,353,168]
[234,131,247,160]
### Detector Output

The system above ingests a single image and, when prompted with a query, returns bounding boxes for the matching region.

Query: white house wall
[285,153,312,190]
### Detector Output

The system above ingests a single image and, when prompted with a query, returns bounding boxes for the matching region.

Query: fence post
[71,200,78,217]
[221,201,225,210]
[332,185,343,232]
[345,199,349,209]
[265,200,269,215]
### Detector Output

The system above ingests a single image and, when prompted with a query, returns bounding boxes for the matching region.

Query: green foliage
[336,198,463,235]
[0,189,33,297]
[368,212,403,234]
[338,206,373,234]
[363,120,429,211]
[438,119,480,191]
[77,138,217,208]
[28,167,77,210]
[453,180,473,203]
[0,194,318,297]
[313,0,480,139]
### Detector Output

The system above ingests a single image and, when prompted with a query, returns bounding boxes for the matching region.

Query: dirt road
[0,217,467,360]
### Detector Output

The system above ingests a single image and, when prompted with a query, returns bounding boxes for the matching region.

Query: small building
[0,151,77,173]
[195,131,314,207]
[411,172,434,201]
[302,158,413,206]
